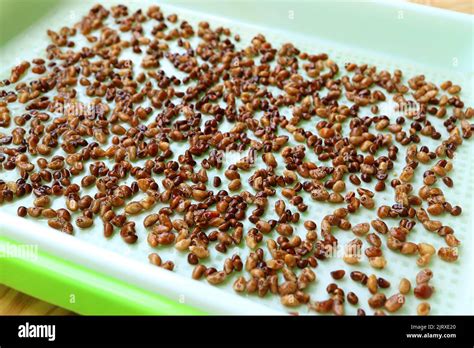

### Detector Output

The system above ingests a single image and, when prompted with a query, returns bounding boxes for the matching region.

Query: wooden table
[0,0,472,316]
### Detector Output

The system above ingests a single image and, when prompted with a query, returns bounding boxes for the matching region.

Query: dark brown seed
[347,292,358,305]
[17,206,27,217]
[414,283,434,299]
[330,270,345,280]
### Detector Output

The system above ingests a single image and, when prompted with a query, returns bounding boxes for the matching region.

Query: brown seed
[233,276,247,292]
[309,299,334,313]
[352,222,370,236]
[416,269,433,284]
[422,220,442,232]
[330,269,345,280]
[384,294,405,312]
[148,253,162,266]
[399,278,411,295]
[418,243,435,256]
[417,254,432,267]
[347,292,358,305]
[371,219,388,234]
[206,271,226,285]
[228,179,241,191]
[161,261,175,271]
[76,216,93,228]
[366,233,382,247]
[445,234,460,247]
[400,242,418,255]
[143,214,159,227]
[276,223,293,236]
[427,203,443,216]
[34,196,50,208]
[414,283,434,299]
[367,274,378,294]
[125,201,143,215]
[104,222,114,237]
[281,294,300,307]
[17,206,27,217]
[417,302,431,316]
[369,256,387,269]
[438,247,458,262]
[189,245,210,259]
[192,265,207,280]
[368,293,386,308]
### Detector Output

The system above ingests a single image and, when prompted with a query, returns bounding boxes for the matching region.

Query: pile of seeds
[0,4,472,315]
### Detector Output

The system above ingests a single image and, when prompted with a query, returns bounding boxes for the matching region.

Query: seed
[416,269,433,284]
[161,261,174,271]
[304,220,316,230]
[418,243,435,256]
[309,299,334,313]
[447,85,461,94]
[17,206,27,217]
[366,233,382,247]
[451,206,462,216]
[256,220,272,234]
[445,234,460,247]
[175,238,191,251]
[104,222,114,237]
[427,203,443,216]
[143,214,159,227]
[414,283,434,299]
[279,281,298,296]
[233,276,246,292]
[368,293,386,308]
[371,219,388,234]
[399,278,411,294]
[369,256,387,269]
[148,253,162,266]
[417,254,432,267]
[423,220,442,232]
[347,292,358,305]
[34,196,50,208]
[384,294,405,312]
[192,265,206,280]
[367,274,378,294]
[276,223,293,236]
[267,259,284,270]
[263,153,277,167]
[125,201,143,215]
[281,294,300,307]
[48,218,64,230]
[330,270,345,280]
[352,222,370,236]
[228,179,242,191]
[438,247,458,262]
[207,271,226,285]
[343,254,360,265]
[417,302,431,316]
[377,277,390,288]
[76,216,93,228]
[350,271,366,282]
[189,245,210,259]
[401,242,418,255]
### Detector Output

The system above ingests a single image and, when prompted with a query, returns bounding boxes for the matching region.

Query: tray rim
[0,236,203,315]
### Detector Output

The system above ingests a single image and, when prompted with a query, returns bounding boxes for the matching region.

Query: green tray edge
[0,236,204,315]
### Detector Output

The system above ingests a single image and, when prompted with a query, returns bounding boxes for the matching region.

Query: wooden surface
[0,0,472,316]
